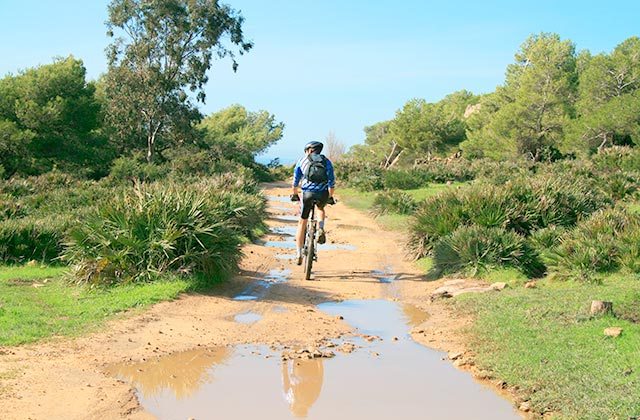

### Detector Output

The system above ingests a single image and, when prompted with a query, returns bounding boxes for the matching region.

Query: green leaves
[104,0,253,162]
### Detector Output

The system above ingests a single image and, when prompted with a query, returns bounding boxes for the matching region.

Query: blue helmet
[304,141,323,153]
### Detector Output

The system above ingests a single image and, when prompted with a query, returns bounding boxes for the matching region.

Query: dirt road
[0,182,520,419]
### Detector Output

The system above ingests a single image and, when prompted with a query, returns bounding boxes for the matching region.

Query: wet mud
[108,300,518,419]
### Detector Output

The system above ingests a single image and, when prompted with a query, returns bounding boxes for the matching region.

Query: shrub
[382,169,426,190]
[372,190,417,215]
[109,155,169,183]
[433,225,543,277]
[0,215,69,263]
[207,190,266,240]
[546,208,640,280]
[407,191,465,259]
[64,182,245,285]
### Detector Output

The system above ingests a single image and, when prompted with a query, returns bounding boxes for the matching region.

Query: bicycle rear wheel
[304,222,315,280]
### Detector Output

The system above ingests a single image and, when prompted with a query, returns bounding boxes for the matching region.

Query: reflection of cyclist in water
[281,359,324,418]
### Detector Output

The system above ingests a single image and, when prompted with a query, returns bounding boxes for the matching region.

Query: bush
[382,169,427,190]
[408,191,465,259]
[207,190,266,240]
[0,216,69,263]
[109,155,169,183]
[545,208,640,280]
[372,190,417,215]
[64,182,246,284]
[433,225,543,277]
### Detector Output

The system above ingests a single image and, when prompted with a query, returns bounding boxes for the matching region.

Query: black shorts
[300,190,329,220]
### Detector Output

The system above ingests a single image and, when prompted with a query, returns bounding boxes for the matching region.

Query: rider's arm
[326,160,336,197]
[292,160,303,194]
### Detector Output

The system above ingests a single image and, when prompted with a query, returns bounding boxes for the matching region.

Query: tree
[0,57,107,176]
[463,33,577,161]
[564,37,640,155]
[324,131,345,162]
[199,104,284,163]
[104,0,252,163]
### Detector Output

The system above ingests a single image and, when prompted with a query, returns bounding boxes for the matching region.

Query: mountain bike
[291,195,335,280]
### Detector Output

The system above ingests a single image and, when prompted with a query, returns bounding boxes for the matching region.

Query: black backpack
[304,153,328,183]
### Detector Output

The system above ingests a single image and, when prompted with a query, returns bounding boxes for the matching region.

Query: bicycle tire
[304,222,315,280]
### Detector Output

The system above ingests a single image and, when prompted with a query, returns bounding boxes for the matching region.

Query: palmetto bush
[382,169,427,190]
[0,215,70,263]
[545,208,640,280]
[408,190,465,259]
[433,225,543,277]
[64,182,246,285]
[372,190,417,215]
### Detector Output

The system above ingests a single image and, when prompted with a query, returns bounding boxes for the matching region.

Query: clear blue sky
[1,0,639,162]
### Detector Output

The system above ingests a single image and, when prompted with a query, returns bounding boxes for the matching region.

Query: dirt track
[0,182,518,419]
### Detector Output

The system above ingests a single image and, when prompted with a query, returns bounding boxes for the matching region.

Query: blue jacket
[293,154,335,192]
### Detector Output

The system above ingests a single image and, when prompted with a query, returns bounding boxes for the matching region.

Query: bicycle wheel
[304,221,315,280]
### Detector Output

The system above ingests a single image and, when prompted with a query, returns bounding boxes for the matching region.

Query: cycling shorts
[300,190,329,220]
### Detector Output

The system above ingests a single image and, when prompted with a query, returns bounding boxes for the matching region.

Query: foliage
[545,208,640,280]
[0,215,69,263]
[103,0,252,163]
[433,225,543,277]
[371,190,417,215]
[63,181,252,284]
[0,57,110,177]
[199,104,284,159]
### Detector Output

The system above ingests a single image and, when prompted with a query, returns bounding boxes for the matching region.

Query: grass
[339,183,463,231]
[0,265,212,346]
[454,274,640,418]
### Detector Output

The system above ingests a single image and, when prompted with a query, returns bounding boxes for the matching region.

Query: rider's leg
[317,206,327,244]
[296,218,308,252]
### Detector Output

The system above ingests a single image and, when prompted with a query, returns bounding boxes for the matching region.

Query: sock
[297,248,303,257]
[319,221,325,230]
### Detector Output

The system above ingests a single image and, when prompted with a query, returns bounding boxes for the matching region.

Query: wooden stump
[590,300,613,316]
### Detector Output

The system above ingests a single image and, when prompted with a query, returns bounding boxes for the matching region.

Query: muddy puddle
[267,195,293,203]
[233,311,263,324]
[109,300,518,419]
[233,269,291,301]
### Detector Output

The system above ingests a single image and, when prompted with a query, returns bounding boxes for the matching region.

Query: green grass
[0,265,211,346]
[339,183,463,231]
[454,274,640,418]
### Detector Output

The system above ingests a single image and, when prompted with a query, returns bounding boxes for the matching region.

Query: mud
[107,300,517,419]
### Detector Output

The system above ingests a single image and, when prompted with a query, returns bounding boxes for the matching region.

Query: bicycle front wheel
[304,222,315,280]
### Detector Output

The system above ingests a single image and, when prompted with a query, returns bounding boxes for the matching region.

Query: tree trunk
[147,133,155,163]
[590,300,613,316]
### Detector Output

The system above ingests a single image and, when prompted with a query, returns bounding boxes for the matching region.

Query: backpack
[304,153,328,183]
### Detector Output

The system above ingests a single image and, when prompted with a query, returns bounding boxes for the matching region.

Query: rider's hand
[327,196,336,205]
[290,194,300,202]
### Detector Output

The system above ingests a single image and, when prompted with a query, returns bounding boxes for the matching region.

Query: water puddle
[264,240,298,249]
[234,311,263,324]
[273,215,299,222]
[110,300,518,419]
[371,266,398,283]
[317,243,356,251]
[267,195,293,203]
[233,269,291,301]
[270,205,294,213]
[270,226,297,236]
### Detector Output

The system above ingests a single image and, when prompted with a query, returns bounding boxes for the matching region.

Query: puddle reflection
[282,359,325,418]
[105,347,231,399]
[109,301,518,419]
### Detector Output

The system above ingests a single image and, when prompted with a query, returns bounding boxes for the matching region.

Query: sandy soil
[0,182,523,419]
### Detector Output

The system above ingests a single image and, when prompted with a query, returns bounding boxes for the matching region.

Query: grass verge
[454,275,640,418]
[338,183,463,231]
[0,265,213,346]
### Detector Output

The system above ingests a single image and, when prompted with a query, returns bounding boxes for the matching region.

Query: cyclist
[291,141,335,265]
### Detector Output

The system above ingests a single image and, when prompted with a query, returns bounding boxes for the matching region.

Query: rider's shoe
[318,228,326,244]
[296,253,303,265]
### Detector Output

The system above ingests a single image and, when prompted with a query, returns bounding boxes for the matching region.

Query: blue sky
[1,1,639,162]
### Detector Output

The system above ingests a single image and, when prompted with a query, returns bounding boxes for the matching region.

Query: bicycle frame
[302,200,318,280]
